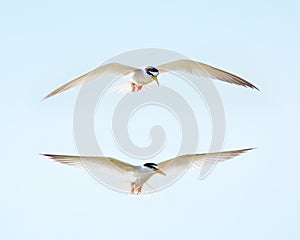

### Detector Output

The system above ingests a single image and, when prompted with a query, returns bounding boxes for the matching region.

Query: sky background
[1,0,300,239]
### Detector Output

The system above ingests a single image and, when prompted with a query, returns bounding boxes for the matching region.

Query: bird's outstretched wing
[158,148,254,175]
[41,153,136,177]
[157,59,259,90]
[43,63,136,99]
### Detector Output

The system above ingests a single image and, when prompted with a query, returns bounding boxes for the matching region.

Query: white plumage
[42,147,254,194]
[43,59,259,99]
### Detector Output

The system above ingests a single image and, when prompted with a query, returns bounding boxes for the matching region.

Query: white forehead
[146,66,159,75]
[150,70,159,76]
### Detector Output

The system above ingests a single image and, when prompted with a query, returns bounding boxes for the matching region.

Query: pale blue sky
[1,0,300,239]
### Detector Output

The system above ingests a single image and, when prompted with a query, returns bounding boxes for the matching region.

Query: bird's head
[145,66,159,85]
[143,163,166,175]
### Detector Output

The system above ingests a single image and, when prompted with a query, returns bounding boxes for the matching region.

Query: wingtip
[41,96,48,101]
[41,92,55,101]
[242,81,259,91]
[40,153,50,157]
[40,153,58,159]
[251,85,260,91]
[241,147,257,152]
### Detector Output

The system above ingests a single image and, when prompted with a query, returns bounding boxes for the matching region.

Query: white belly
[130,69,153,85]
[131,167,155,187]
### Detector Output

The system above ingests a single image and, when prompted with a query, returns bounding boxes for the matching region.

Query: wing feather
[158,148,254,175]
[41,154,136,177]
[158,59,259,90]
[43,62,136,99]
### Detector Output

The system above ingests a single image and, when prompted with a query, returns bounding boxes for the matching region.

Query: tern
[43,59,259,99]
[42,147,254,194]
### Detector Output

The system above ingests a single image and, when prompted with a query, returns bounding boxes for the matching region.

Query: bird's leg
[131,82,136,92]
[137,85,143,91]
[136,186,142,194]
[131,183,135,194]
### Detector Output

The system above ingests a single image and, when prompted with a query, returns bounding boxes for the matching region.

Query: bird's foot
[131,83,143,93]
[136,186,142,194]
[131,183,135,194]
[131,82,136,93]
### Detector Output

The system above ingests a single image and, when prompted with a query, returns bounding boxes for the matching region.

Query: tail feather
[108,82,132,93]
[108,82,159,93]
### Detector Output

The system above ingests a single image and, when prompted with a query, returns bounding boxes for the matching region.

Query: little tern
[42,148,254,194]
[43,59,259,99]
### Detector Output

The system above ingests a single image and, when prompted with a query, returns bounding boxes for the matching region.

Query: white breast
[130,69,153,85]
[131,166,155,187]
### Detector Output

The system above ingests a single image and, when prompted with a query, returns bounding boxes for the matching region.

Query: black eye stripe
[147,71,154,76]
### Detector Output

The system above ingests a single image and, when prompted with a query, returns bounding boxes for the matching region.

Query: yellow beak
[152,76,159,85]
[155,169,166,176]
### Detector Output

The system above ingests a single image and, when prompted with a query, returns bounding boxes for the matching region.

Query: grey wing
[157,59,259,90]
[158,148,254,175]
[43,62,137,99]
[41,154,136,177]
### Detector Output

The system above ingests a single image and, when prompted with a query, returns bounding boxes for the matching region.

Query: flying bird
[41,147,254,194]
[43,59,259,99]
